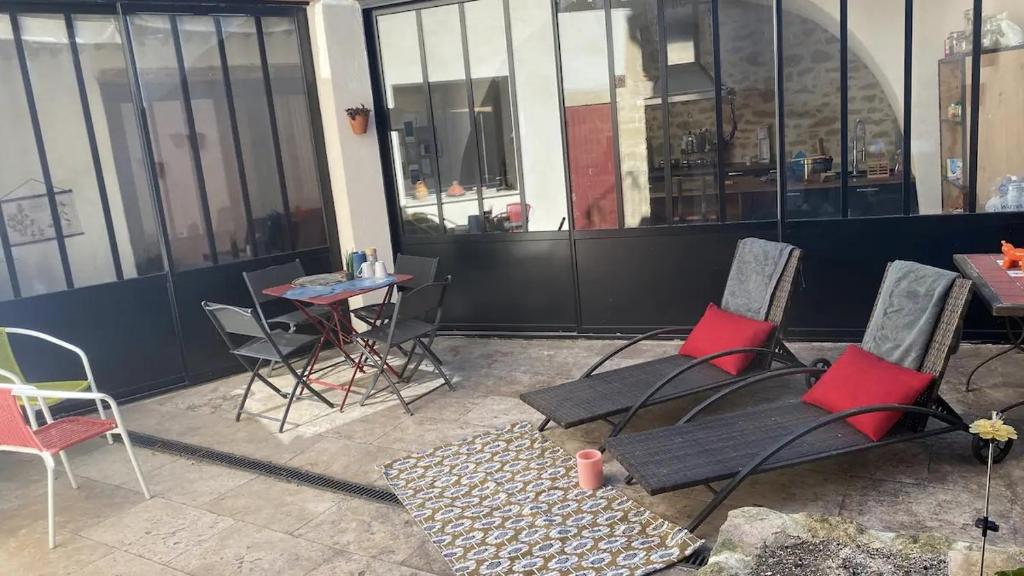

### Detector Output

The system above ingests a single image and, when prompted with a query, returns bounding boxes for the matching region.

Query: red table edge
[262,273,414,306]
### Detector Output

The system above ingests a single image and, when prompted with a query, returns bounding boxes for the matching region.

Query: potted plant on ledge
[346,104,371,135]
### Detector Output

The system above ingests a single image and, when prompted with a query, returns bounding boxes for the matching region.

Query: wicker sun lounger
[606,266,974,535]
[520,242,802,438]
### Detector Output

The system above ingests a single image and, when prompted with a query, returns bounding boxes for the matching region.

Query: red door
[564,104,619,230]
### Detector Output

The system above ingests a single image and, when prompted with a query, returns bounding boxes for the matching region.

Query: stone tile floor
[1,338,1022,575]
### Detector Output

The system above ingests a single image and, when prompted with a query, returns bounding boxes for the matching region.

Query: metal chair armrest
[677,366,828,425]
[603,347,778,445]
[582,326,690,378]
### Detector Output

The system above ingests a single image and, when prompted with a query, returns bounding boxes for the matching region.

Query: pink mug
[576,449,603,490]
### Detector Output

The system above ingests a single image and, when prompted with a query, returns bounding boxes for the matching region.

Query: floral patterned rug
[381,421,704,575]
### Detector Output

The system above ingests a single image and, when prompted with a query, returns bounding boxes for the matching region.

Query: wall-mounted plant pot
[349,113,370,135]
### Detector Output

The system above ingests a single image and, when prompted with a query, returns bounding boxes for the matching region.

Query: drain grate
[124,431,401,506]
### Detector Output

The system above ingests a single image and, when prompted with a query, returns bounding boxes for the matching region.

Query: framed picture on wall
[1,179,84,247]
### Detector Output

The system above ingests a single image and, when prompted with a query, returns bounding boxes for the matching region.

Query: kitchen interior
[612,0,1024,225]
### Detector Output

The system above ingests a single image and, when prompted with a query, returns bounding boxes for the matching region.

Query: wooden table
[953,254,1024,391]
[263,273,413,410]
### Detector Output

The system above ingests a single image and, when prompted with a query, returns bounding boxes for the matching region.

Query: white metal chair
[0,328,110,441]
[0,369,151,549]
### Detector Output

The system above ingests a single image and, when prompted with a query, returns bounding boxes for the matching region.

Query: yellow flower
[970,418,1019,442]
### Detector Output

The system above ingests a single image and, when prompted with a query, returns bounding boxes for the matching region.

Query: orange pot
[349,113,369,135]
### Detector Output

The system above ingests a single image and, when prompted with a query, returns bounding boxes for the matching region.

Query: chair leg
[42,454,55,549]
[57,451,78,490]
[278,379,303,434]
[235,360,263,423]
[417,339,455,391]
[119,430,151,499]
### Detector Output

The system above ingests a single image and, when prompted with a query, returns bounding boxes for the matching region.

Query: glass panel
[129,14,212,270]
[847,1,905,217]
[975,1,1024,213]
[465,0,524,231]
[0,16,65,298]
[421,5,481,234]
[781,0,841,221]
[718,0,778,222]
[610,0,664,227]
[377,11,442,235]
[262,16,327,249]
[910,0,974,214]
[19,14,119,289]
[74,14,165,277]
[221,16,289,255]
[665,0,719,224]
[558,0,620,230]
[508,0,570,231]
[178,16,249,262]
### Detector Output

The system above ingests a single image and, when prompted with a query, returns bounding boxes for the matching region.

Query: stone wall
[643,0,901,167]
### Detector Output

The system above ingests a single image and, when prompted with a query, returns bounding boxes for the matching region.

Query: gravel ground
[749,538,948,576]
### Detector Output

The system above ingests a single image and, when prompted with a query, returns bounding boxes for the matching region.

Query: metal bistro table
[263,273,413,410]
[954,253,1024,392]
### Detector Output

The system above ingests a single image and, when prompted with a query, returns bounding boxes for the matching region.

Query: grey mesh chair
[354,276,454,415]
[243,260,332,333]
[202,301,334,433]
[350,254,439,327]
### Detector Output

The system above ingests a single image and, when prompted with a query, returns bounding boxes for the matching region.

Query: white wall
[307,0,395,307]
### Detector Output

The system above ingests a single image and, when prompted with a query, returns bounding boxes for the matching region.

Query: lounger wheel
[804,358,831,388]
[972,436,1014,465]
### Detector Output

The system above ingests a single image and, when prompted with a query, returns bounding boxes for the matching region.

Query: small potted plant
[345,104,371,135]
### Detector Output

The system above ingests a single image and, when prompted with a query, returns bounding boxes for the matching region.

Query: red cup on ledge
[576,449,604,490]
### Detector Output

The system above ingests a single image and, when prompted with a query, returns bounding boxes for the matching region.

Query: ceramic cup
[373,261,388,278]
[576,449,603,490]
[357,261,374,278]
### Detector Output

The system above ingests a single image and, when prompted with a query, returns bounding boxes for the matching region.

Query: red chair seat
[34,417,116,453]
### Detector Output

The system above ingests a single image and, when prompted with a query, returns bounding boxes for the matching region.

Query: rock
[697,507,1024,576]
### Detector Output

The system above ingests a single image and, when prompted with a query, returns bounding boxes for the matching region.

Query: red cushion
[801,345,933,441]
[678,303,775,375]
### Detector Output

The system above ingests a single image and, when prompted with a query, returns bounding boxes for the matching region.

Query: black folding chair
[202,301,335,433]
[350,254,439,327]
[355,277,454,415]
[244,260,336,375]
[243,260,332,333]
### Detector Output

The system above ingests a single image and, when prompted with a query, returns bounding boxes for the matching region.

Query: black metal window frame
[370,0,536,238]
[0,0,337,301]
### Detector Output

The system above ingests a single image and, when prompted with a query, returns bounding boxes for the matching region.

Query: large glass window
[718,0,778,222]
[848,1,906,218]
[780,0,841,221]
[0,6,330,301]
[376,0,567,235]
[75,14,166,278]
[558,0,619,230]
[975,0,1024,214]
[262,16,327,249]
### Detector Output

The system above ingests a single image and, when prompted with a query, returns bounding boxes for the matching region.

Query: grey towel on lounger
[861,260,957,370]
[720,238,795,321]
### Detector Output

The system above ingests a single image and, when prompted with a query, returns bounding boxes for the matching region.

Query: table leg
[965,316,1024,392]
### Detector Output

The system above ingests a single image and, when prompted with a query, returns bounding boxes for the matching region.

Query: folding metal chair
[243,260,332,333]
[0,370,151,549]
[350,254,440,328]
[355,277,454,415]
[202,302,335,433]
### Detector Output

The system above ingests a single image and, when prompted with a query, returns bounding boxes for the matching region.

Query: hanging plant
[346,104,371,135]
